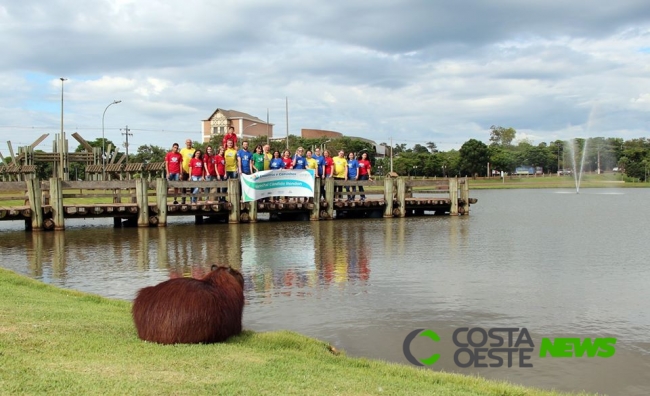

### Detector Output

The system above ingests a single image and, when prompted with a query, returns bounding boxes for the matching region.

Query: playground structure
[1,133,165,182]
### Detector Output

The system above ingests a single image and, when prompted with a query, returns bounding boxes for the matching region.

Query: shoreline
[0,268,588,396]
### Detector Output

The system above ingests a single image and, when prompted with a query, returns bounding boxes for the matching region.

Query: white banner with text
[240,169,315,202]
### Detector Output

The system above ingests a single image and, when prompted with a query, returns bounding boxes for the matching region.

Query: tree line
[12,126,650,181]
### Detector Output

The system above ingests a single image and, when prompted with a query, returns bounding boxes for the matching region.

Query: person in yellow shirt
[332,150,348,200]
[179,139,196,204]
[224,139,238,178]
[263,144,273,170]
[306,150,318,174]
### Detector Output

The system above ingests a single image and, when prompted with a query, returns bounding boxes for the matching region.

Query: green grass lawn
[0,268,591,396]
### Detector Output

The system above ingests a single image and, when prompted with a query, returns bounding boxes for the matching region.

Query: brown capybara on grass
[132,265,244,344]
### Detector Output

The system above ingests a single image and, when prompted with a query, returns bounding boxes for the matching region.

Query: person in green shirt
[252,145,265,173]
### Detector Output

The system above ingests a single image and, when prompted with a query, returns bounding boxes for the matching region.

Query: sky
[0,0,649,157]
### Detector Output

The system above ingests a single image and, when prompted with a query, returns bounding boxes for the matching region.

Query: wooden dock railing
[0,176,476,231]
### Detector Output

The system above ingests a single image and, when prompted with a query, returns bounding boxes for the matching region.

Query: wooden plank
[61,180,135,189]
[0,183,27,193]
[71,132,94,152]
[108,145,117,163]
[30,134,50,150]
[406,179,450,187]
[7,141,17,165]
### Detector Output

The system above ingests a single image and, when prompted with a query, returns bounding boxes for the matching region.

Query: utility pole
[266,108,270,145]
[390,136,393,174]
[122,126,133,164]
[59,77,68,180]
[285,97,289,150]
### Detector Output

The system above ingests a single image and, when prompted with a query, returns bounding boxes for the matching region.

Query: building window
[211,113,228,136]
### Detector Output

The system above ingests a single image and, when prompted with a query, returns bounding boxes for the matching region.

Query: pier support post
[26,178,43,231]
[460,176,469,215]
[396,177,406,218]
[325,177,334,219]
[50,177,65,230]
[449,177,459,215]
[384,177,394,217]
[249,198,258,223]
[310,177,321,221]
[155,177,168,226]
[228,178,241,223]
[135,178,150,227]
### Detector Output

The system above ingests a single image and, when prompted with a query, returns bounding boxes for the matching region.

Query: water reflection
[10,220,373,302]
[3,189,650,396]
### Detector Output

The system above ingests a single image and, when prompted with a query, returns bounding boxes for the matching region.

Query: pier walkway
[0,177,477,231]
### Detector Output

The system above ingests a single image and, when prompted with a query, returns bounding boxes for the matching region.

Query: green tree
[133,145,166,164]
[489,125,516,146]
[412,144,429,154]
[438,150,461,177]
[488,145,517,173]
[393,143,407,154]
[459,139,489,177]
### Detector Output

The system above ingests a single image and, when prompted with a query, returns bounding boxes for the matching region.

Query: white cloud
[0,0,649,156]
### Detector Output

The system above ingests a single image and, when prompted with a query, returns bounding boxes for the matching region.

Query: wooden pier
[0,177,477,231]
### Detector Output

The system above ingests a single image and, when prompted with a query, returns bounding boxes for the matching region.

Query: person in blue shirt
[237,141,253,175]
[269,151,284,170]
[292,147,307,169]
[313,147,326,200]
[346,152,359,201]
[312,147,325,177]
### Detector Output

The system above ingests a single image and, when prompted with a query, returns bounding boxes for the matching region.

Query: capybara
[132,265,245,344]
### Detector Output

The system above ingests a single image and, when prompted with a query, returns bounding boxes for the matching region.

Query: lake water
[1,188,649,395]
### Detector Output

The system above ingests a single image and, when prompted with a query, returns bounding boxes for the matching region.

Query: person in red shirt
[323,149,334,177]
[222,126,238,150]
[165,143,183,204]
[189,150,204,204]
[202,146,218,202]
[213,147,227,202]
[281,150,293,169]
[357,151,373,201]
[203,146,217,180]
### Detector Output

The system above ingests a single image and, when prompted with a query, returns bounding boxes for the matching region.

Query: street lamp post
[102,100,122,180]
[321,139,331,153]
[241,123,258,140]
[59,78,68,180]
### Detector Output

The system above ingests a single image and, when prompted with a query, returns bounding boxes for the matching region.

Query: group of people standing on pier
[164,127,374,204]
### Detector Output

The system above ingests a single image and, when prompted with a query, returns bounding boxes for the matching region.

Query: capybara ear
[211,264,218,271]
